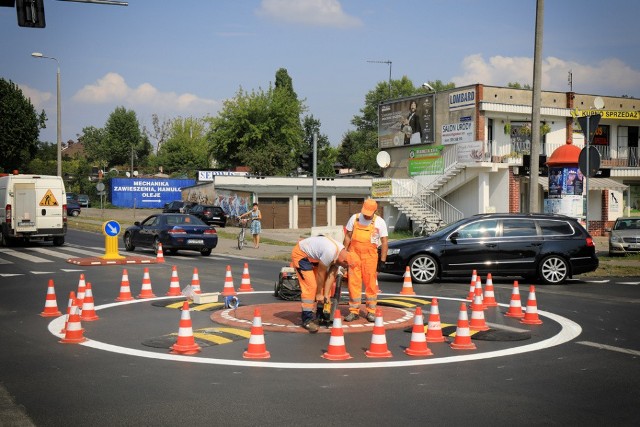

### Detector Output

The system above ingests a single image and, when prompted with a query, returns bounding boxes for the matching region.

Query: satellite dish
[593,97,604,110]
[376,151,391,168]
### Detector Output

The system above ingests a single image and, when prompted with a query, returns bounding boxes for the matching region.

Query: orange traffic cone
[166,265,182,296]
[156,242,165,263]
[60,298,86,344]
[521,285,543,325]
[399,266,416,295]
[116,268,135,301]
[405,306,433,356]
[467,270,477,301]
[40,279,62,317]
[474,277,484,308]
[221,265,237,296]
[190,268,202,294]
[76,274,86,309]
[505,280,525,318]
[80,282,99,321]
[238,263,254,292]
[60,291,76,334]
[243,308,271,359]
[365,309,392,358]
[425,298,446,343]
[483,273,498,308]
[322,310,352,360]
[450,303,477,350]
[138,267,156,298]
[469,293,489,331]
[170,301,201,355]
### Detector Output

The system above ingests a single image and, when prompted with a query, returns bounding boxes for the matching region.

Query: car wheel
[200,248,212,256]
[168,249,178,255]
[124,232,135,251]
[408,254,438,284]
[70,210,80,217]
[538,255,569,285]
[53,236,65,246]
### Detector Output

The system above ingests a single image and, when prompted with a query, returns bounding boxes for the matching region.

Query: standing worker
[343,199,388,322]
[291,236,360,333]
[239,202,262,248]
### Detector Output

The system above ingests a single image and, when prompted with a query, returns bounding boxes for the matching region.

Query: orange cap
[361,199,378,216]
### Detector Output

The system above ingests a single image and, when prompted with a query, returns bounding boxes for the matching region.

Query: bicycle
[236,217,251,250]
[413,218,444,238]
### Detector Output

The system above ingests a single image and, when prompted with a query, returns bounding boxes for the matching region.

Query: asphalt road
[0,228,639,426]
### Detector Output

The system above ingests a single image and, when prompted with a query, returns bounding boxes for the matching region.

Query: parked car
[76,194,90,208]
[181,202,197,214]
[66,199,81,217]
[122,213,218,256]
[162,200,185,213]
[380,213,599,285]
[607,217,640,256]
[189,204,228,227]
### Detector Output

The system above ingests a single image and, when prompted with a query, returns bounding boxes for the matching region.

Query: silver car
[608,217,640,256]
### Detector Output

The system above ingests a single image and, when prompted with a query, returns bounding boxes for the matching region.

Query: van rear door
[14,183,37,233]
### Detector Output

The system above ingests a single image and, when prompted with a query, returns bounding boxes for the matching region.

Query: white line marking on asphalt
[59,246,105,256]
[47,292,583,369]
[0,248,52,263]
[617,282,640,286]
[0,273,23,277]
[576,341,640,356]
[31,247,84,259]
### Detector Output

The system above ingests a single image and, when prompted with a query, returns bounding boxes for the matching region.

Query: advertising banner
[111,178,195,208]
[408,146,444,176]
[548,166,584,199]
[371,180,393,198]
[442,120,475,145]
[378,95,434,148]
[456,140,485,162]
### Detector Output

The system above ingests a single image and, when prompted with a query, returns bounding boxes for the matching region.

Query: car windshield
[428,218,468,238]
[614,218,640,230]
[166,215,206,226]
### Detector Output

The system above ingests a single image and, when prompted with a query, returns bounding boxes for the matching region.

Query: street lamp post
[31,52,62,177]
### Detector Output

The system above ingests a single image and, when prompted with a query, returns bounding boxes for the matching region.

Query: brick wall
[509,168,520,213]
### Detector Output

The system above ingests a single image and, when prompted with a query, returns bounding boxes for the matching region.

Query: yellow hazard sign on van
[40,190,59,206]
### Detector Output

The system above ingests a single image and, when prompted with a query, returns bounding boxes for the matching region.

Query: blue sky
[2,0,640,148]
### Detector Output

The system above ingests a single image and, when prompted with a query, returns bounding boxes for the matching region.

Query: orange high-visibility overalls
[347,215,379,316]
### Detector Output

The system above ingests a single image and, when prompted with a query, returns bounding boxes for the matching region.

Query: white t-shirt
[298,236,345,266]
[345,214,388,247]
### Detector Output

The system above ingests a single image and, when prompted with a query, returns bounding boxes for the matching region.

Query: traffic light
[16,0,45,28]
[300,153,310,172]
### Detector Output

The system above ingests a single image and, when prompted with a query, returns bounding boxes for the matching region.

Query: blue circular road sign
[103,220,121,237]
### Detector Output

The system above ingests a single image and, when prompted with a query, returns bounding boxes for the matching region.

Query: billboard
[110,178,196,208]
[378,95,434,148]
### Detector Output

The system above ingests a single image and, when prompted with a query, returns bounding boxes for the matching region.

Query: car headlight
[387,248,401,255]
[610,235,621,243]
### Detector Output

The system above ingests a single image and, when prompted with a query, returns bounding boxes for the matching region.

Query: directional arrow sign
[103,220,121,237]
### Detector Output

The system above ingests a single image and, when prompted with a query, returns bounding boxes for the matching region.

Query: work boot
[344,312,359,322]
[365,312,376,322]
[302,319,319,333]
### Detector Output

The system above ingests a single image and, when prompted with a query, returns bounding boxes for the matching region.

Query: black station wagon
[380,213,599,285]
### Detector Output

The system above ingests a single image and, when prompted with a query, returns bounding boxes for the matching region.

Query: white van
[0,174,67,246]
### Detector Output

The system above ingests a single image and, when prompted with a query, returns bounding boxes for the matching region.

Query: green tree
[80,106,151,170]
[507,82,532,90]
[300,114,335,176]
[25,142,57,175]
[0,78,45,172]
[154,117,210,176]
[207,69,305,175]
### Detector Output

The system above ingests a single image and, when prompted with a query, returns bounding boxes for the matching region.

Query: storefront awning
[535,176,628,191]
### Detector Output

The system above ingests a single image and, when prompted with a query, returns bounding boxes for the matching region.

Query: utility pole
[528,0,544,213]
[367,60,392,98]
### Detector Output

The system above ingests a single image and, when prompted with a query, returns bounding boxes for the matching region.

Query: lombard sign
[448,88,476,111]
[111,178,196,208]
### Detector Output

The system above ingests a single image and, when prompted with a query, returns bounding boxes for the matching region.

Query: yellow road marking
[192,302,224,311]
[391,297,431,305]
[376,299,419,308]
[192,333,233,344]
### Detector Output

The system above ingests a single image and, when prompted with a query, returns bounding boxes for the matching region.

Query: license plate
[188,239,204,245]
[17,222,35,228]
[628,244,640,249]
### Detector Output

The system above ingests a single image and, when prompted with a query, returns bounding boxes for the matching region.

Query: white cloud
[452,54,640,97]
[72,72,219,113]
[257,0,362,28]
[18,84,52,110]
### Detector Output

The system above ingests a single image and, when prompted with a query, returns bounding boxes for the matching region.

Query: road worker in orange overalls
[291,236,361,333]
[343,199,388,322]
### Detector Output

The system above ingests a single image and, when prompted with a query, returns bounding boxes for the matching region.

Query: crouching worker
[291,236,360,333]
